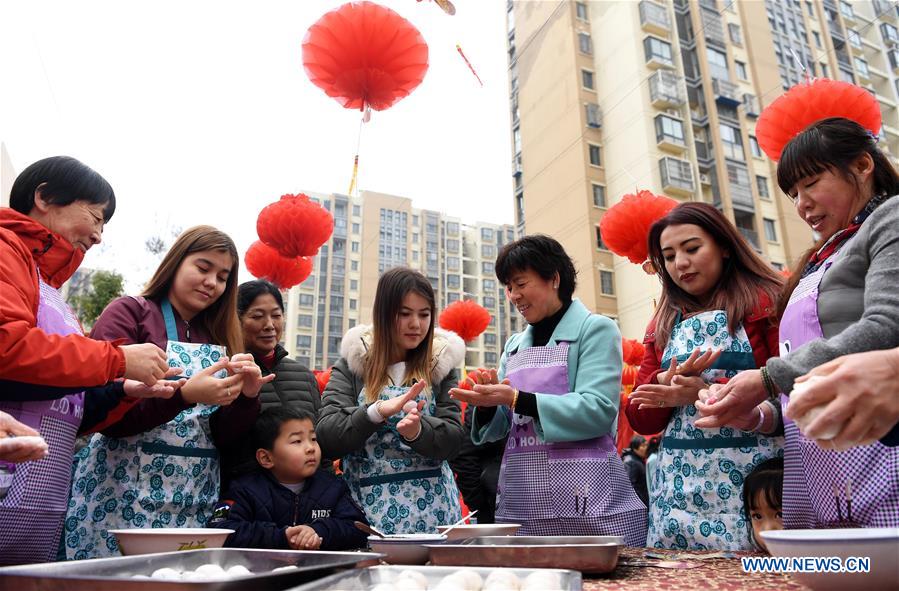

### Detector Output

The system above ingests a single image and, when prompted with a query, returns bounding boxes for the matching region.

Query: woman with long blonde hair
[317,267,466,534]
[65,226,271,559]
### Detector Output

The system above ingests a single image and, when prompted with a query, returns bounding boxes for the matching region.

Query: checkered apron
[497,342,647,546]
[0,277,85,565]
[779,250,899,529]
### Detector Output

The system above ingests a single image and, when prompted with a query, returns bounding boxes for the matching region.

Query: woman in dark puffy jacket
[220,280,321,487]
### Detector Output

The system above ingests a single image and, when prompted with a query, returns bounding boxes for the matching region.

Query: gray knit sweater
[768,194,899,392]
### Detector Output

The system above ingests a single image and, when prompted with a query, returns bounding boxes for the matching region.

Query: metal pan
[425,535,622,573]
[289,564,583,590]
[0,548,382,591]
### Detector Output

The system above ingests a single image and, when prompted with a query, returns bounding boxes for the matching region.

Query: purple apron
[496,342,647,545]
[0,277,85,564]
[779,244,899,528]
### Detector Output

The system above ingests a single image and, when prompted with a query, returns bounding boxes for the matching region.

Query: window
[585,103,601,128]
[719,124,745,161]
[330,295,343,309]
[484,333,497,345]
[352,204,360,216]
[735,60,748,80]
[820,62,828,77]
[595,226,608,251]
[706,47,729,80]
[482,261,494,274]
[643,36,673,67]
[446,221,460,236]
[763,218,778,242]
[655,114,685,145]
[447,274,461,289]
[756,175,770,199]
[749,135,762,158]
[854,57,869,78]
[299,293,314,306]
[771,261,784,271]
[349,298,357,310]
[581,69,595,90]
[297,314,313,328]
[351,222,360,234]
[446,238,459,252]
[484,278,496,291]
[483,296,496,308]
[883,23,899,44]
[600,270,615,296]
[588,143,602,167]
[447,292,460,303]
[351,241,359,253]
[485,352,498,365]
[412,214,419,226]
[351,260,359,271]
[481,244,496,258]
[578,32,593,55]
[446,255,460,271]
[350,279,358,290]
[481,227,495,241]
[812,30,821,47]
[296,335,311,348]
[848,29,862,49]
[592,184,606,207]
[575,1,588,21]
[728,23,742,45]
[840,1,854,20]
[806,1,814,17]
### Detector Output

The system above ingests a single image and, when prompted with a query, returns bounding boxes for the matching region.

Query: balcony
[649,70,685,108]
[512,152,522,176]
[742,94,760,118]
[700,7,726,48]
[655,114,687,153]
[889,49,899,73]
[712,78,741,108]
[644,37,675,69]
[659,156,695,196]
[874,0,897,19]
[640,0,670,36]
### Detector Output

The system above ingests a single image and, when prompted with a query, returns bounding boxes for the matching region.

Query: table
[582,547,808,590]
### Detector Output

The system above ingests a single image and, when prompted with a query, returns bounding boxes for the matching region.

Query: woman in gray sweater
[696,117,899,530]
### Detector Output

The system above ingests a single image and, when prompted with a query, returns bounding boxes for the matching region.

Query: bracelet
[752,403,766,432]
[759,366,778,399]
[511,388,519,411]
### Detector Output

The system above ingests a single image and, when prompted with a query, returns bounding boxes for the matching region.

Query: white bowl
[367,534,447,564]
[761,528,899,591]
[109,528,234,556]
[436,523,522,541]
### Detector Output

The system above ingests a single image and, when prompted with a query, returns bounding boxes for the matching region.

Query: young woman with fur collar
[316,267,466,534]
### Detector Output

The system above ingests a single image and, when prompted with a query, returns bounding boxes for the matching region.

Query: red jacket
[625,294,779,435]
[0,208,125,387]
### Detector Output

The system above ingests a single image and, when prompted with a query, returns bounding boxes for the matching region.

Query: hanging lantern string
[347,104,369,196]
[456,43,483,87]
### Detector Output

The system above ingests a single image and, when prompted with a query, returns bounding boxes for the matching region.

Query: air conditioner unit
[699,173,711,185]
[665,108,681,117]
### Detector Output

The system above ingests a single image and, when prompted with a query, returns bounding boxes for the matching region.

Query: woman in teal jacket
[451,235,647,545]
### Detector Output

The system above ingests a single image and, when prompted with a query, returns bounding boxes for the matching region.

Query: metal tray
[425,536,622,573]
[288,564,583,590]
[0,548,382,591]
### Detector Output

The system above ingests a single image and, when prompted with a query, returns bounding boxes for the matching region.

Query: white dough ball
[396,577,428,591]
[195,563,227,578]
[523,571,562,590]
[151,567,181,580]
[454,569,483,591]
[227,565,252,577]
[398,570,430,588]
[273,565,299,573]
[484,571,520,590]
[790,377,840,440]
[434,575,467,591]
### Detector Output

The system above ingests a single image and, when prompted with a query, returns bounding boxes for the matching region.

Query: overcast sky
[0,0,513,289]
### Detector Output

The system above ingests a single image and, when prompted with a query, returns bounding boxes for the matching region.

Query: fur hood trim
[339,324,465,382]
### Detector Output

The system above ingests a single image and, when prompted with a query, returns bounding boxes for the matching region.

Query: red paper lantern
[245,241,313,290]
[622,338,645,367]
[439,299,492,342]
[756,78,882,162]
[599,190,678,265]
[302,1,429,111]
[313,368,332,394]
[257,194,334,258]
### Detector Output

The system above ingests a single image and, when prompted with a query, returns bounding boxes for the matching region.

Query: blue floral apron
[497,342,647,545]
[646,310,783,550]
[65,299,227,559]
[0,277,85,565]
[779,240,899,529]
[341,385,461,534]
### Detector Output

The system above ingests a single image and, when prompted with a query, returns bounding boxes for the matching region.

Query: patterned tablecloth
[582,547,809,590]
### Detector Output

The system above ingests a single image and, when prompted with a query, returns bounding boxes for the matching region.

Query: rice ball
[523,571,562,590]
[484,570,520,591]
[397,570,430,588]
[150,567,181,580]
[227,565,252,577]
[790,377,840,440]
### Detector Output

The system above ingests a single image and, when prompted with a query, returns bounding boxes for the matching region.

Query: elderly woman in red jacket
[0,156,172,564]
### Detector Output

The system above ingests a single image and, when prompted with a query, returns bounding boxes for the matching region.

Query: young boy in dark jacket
[210,407,368,550]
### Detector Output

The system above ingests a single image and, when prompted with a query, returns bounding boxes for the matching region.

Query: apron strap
[358,468,442,487]
[663,435,758,450]
[141,442,218,459]
[160,299,180,343]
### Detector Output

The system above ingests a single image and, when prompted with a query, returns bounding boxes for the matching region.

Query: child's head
[629,435,648,459]
[364,267,435,402]
[647,203,783,349]
[743,457,784,552]
[142,225,242,354]
[253,407,320,484]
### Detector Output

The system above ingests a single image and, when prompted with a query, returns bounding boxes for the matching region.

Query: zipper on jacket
[292,494,300,526]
